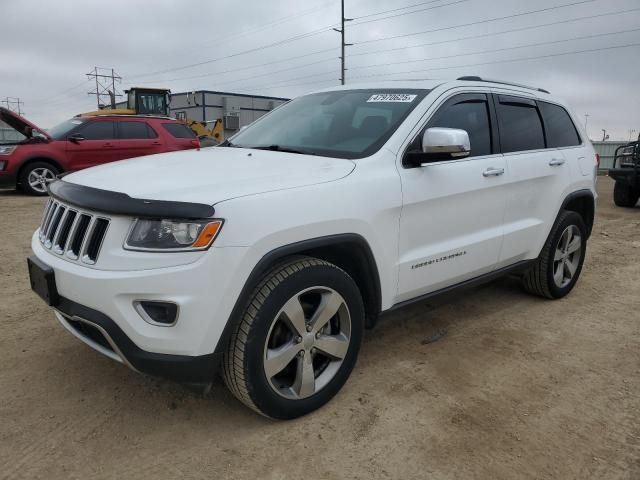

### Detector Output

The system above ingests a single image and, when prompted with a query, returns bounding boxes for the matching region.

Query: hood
[0,107,51,140]
[64,147,356,205]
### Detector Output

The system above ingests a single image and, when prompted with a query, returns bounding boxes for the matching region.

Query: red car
[0,108,200,195]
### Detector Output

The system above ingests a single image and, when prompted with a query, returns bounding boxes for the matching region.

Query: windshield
[49,118,87,140]
[228,89,428,159]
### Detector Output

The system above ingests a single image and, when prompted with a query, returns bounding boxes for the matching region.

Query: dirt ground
[0,177,638,480]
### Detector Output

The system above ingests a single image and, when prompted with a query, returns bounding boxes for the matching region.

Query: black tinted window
[79,121,115,140]
[497,99,545,153]
[118,121,156,139]
[429,97,492,157]
[162,123,196,138]
[539,102,580,148]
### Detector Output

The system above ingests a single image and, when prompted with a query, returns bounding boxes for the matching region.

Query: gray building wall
[592,141,630,170]
[167,91,288,138]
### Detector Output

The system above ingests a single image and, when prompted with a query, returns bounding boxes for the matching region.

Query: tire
[522,210,587,299]
[613,180,640,208]
[19,161,59,196]
[223,256,364,419]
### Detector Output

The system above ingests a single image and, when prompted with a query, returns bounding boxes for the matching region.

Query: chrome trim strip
[133,300,180,327]
[54,311,138,372]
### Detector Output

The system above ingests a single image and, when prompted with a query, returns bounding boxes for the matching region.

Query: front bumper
[609,167,640,188]
[30,228,253,383]
[53,297,222,383]
[0,171,17,188]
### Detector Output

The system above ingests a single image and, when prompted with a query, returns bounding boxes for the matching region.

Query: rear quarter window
[538,101,581,148]
[162,123,196,139]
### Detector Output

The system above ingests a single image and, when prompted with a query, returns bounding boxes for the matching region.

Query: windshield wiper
[251,145,316,156]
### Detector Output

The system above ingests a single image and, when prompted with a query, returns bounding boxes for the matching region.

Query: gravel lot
[0,177,638,479]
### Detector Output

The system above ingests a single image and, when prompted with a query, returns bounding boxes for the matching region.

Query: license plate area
[27,256,60,306]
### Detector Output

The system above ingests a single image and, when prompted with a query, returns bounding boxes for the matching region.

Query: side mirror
[68,133,85,143]
[421,127,470,158]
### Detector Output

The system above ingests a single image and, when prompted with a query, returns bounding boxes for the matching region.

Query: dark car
[0,108,200,195]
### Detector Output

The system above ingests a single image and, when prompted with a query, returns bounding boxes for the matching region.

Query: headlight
[125,218,223,251]
[0,146,16,155]
[0,160,6,171]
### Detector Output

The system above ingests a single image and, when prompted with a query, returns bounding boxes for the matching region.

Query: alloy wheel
[552,225,582,288]
[263,286,351,400]
[27,167,56,193]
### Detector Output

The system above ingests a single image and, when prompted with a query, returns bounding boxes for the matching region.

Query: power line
[347,27,640,72]
[131,5,640,96]
[348,41,640,81]
[350,0,468,27]
[193,57,338,91]
[352,0,449,20]
[347,6,640,59]
[229,29,640,92]
[127,23,340,80]
[353,0,596,45]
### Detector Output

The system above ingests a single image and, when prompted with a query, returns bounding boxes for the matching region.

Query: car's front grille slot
[38,200,110,265]
[84,218,109,264]
[53,210,76,254]
[69,214,91,259]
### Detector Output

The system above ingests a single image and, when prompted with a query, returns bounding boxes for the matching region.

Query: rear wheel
[522,210,587,299]
[19,161,59,196]
[223,257,364,419]
[613,180,640,208]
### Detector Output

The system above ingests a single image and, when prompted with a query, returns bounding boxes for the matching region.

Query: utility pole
[583,113,589,130]
[86,67,123,109]
[2,97,24,115]
[333,0,352,85]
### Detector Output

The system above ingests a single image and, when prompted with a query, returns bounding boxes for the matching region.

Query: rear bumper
[54,295,222,383]
[609,168,640,187]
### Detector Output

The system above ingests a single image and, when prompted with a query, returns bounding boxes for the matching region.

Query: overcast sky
[1,0,639,140]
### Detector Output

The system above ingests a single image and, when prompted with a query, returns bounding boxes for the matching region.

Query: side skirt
[386,259,535,313]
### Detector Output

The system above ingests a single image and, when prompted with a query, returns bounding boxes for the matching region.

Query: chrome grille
[38,199,110,265]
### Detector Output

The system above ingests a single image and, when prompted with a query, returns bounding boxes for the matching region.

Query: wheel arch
[16,156,64,186]
[214,233,382,355]
[560,189,595,238]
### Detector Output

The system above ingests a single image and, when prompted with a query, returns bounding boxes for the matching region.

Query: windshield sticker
[367,93,417,103]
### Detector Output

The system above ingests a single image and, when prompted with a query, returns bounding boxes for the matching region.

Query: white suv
[28,77,597,418]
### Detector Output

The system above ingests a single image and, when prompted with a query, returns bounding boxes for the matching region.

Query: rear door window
[538,101,581,148]
[79,121,116,140]
[162,123,196,139]
[496,96,545,153]
[118,121,157,139]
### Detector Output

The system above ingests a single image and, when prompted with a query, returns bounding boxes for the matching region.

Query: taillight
[191,138,201,149]
[595,153,600,168]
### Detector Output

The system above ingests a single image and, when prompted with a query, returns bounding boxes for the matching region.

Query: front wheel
[522,210,587,299]
[19,161,59,196]
[223,257,364,419]
[613,180,640,208]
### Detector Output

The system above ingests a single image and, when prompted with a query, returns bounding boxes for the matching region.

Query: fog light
[134,300,179,326]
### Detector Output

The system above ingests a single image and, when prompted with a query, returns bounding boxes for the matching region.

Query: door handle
[152,142,161,146]
[102,143,114,148]
[549,158,565,166]
[482,167,504,177]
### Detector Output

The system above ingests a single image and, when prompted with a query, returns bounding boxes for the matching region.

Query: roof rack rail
[457,76,550,94]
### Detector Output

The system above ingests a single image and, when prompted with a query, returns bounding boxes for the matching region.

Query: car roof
[82,115,177,121]
[313,77,554,99]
